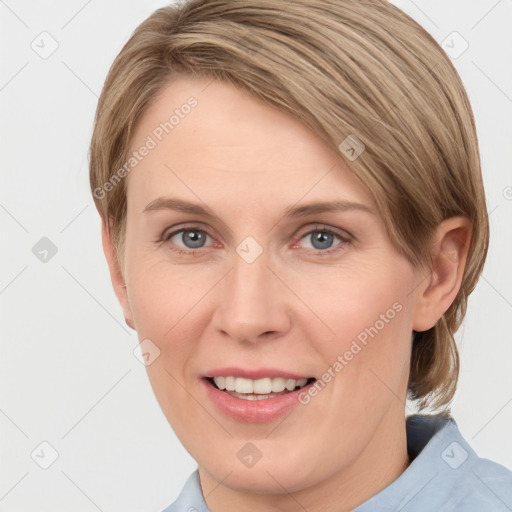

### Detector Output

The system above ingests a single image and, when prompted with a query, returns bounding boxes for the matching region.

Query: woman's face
[118,75,426,495]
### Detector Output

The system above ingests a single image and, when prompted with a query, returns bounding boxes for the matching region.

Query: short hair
[89,0,489,411]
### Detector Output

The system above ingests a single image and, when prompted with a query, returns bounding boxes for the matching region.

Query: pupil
[184,230,205,248]
[312,232,333,250]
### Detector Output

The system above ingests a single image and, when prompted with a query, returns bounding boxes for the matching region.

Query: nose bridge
[212,240,290,341]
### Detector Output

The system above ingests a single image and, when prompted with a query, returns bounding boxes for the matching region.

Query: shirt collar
[165,414,476,512]
[354,414,477,511]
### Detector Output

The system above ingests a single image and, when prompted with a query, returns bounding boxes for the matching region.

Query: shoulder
[160,470,209,512]
[408,414,512,511]
[445,455,512,511]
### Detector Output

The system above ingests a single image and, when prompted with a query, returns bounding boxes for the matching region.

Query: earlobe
[101,219,135,330]
[412,217,472,332]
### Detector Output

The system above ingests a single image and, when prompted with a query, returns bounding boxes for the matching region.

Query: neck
[199,408,410,512]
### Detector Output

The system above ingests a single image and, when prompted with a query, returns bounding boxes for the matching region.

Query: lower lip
[201,378,315,423]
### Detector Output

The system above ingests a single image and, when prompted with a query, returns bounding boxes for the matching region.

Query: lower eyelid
[162,226,351,253]
[295,231,350,252]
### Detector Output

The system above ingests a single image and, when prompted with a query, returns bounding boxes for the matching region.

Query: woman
[89,0,512,510]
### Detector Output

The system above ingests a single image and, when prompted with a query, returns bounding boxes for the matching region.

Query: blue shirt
[162,414,512,511]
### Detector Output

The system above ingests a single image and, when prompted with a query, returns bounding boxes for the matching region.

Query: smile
[208,376,314,400]
[202,375,317,422]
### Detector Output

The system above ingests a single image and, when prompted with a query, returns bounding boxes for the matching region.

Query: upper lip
[202,367,314,380]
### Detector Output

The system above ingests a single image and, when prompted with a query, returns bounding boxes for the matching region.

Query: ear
[101,219,135,330]
[412,216,472,332]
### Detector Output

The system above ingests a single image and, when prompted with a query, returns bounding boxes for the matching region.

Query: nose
[210,247,292,344]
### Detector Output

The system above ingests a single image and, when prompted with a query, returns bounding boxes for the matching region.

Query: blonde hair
[89,0,489,411]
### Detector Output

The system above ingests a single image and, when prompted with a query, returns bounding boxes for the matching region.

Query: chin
[198,446,327,496]
[213,464,311,495]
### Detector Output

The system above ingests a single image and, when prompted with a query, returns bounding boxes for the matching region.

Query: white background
[1,0,511,510]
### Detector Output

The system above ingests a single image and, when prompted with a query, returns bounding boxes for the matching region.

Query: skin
[102,75,471,512]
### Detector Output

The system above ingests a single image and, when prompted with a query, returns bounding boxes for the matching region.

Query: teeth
[212,376,309,394]
[235,377,253,394]
[225,376,236,391]
[252,377,272,394]
[271,377,286,392]
[214,376,226,390]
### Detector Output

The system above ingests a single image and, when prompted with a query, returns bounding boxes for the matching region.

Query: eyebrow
[142,197,375,219]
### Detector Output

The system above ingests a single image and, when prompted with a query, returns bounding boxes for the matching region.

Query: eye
[294,226,351,255]
[162,226,214,255]
[160,224,352,256]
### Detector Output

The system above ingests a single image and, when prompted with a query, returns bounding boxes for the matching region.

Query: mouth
[204,376,317,401]
[200,368,319,422]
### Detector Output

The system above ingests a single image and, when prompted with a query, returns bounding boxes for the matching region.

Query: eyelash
[160,223,352,257]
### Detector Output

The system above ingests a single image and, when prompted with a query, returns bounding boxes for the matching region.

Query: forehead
[125,75,374,213]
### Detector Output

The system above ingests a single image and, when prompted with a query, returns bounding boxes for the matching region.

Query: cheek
[292,257,414,343]
[299,261,415,402]
[126,256,206,338]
